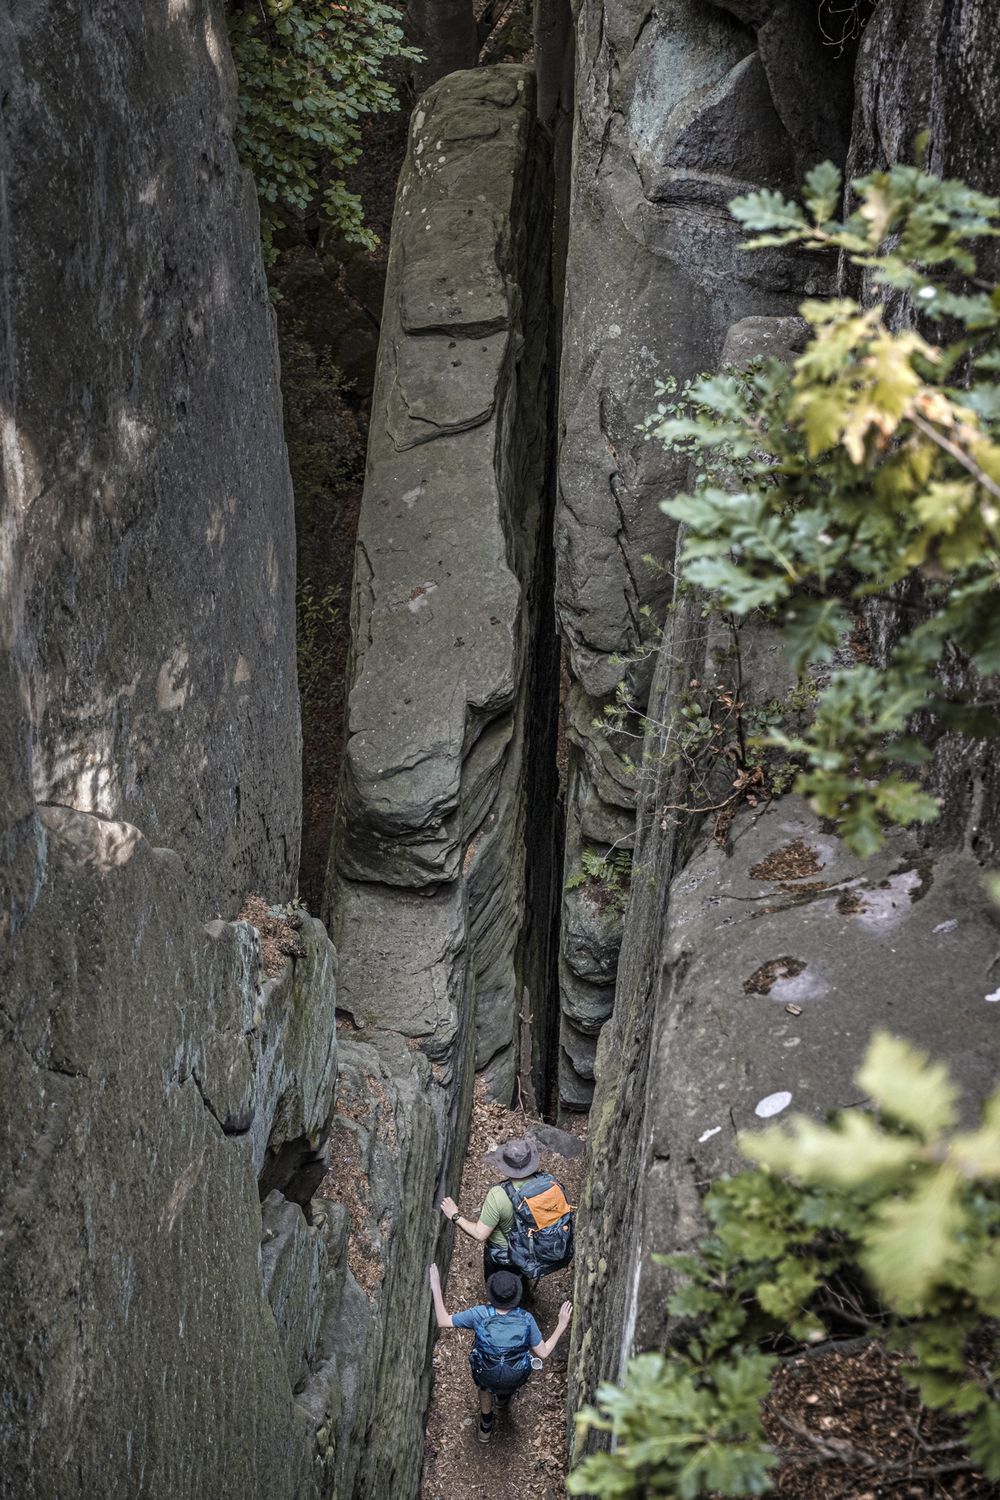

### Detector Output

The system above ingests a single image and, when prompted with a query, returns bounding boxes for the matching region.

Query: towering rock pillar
[327,65,557,1160]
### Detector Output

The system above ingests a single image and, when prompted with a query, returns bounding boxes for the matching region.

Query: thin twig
[911,410,1000,506]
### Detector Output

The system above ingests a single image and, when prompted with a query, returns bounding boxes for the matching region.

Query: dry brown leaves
[317,1067,399,1298]
[236,893,305,978]
[319,1122,384,1298]
[765,1342,997,1499]
[422,1081,585,1500]
[743,955,807,996]
[750,839,825,882]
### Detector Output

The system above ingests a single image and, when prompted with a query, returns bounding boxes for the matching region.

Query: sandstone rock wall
[0,808,338,1499]
[568,0,1000,1445]
[0,5,443,1497]
[1,0,300,918]
[328,67,557,1130]
[552,0,840,1111]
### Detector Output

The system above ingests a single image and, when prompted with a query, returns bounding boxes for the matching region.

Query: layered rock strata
[553,0,839,1110]
[328,67,557,1125]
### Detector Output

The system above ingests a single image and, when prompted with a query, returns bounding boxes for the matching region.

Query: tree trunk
[407,0,478,90]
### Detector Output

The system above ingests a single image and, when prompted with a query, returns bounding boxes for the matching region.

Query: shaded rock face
[0,808,338,1500]
[321,1036,440,1499]
[328,67,558,1116]
[0,0,300,918]
[406,0,479,91]
[552,0,835,1111]
[569,0,1000,1447]
[0,7,444,1499]
[566,317,807,1416]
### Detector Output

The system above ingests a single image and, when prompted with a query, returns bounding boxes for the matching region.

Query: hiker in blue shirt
[429,1263,572,1444]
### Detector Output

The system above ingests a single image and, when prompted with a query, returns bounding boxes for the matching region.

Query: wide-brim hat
[483,1135,541,1180]
[486,1270,523,1309]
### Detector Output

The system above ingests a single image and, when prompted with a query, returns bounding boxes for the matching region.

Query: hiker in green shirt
[439,1136,541,1285]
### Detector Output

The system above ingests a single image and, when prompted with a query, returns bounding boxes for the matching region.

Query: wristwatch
[451,1210,461,1224]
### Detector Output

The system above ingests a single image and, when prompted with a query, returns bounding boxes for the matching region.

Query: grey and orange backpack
[503,1173,575,1277]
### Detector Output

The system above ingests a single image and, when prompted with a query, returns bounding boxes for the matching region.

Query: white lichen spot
[607,323,622,339]
[697,1125,721,1143]
[755,1090,792,1119]
[986,988,1000,1003]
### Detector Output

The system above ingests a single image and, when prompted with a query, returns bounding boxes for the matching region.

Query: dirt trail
[421,1085,584,1499]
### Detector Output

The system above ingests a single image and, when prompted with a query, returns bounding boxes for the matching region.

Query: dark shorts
[483,1242,512,1283]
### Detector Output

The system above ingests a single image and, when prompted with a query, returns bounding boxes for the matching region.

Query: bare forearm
[439,1196,490,1243]
[428,1265,454,1328]
[431,1283,450,1327]
[454,1213,488,1242]
[536,1316,572,1359]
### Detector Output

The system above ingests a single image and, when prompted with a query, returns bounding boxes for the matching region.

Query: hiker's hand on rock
[439,1195,459,1220]
[429,1263,441,1289]
[559,1301,573,1327]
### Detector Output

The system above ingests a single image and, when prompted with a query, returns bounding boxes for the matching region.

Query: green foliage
[569,1351,777,1499]
[645,163,1000,855]
[571,1033,1000,1496]
[565,847,633,916]
[296,577,342,702]
[227,0,420,261]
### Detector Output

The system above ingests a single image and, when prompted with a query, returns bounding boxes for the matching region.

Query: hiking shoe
[478,1411,495,1444]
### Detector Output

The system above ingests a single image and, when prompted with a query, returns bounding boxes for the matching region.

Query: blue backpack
[468,1308,534,1395]
[504,1172,575,1278]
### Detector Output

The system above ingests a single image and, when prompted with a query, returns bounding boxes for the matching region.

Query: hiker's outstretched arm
[531,1300,573,1360]
[428,1264,454,1329]
[439,1195,492,1243]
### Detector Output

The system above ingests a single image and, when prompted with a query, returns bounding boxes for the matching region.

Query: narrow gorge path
[422,1085,584,1499]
